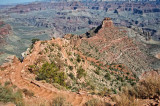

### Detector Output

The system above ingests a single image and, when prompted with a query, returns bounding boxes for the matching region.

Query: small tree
[76,55,81,63]
[32,39,40,44]
[36,62,67,86]
[104,73,111,80]
[114,9,119,14]
[30,38,40,49]
[77,67,86,79]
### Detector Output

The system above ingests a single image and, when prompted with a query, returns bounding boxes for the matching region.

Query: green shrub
[30,39,40,50]
[4,81,11,86]
[67,52,72,56]
[104,73,111,80]
[13,90,24,106]
[36,62,67,86]
[45,48,48,53]
[68,66,73,71]
[94,69,100,75]
[32,39,40,44]
[69,73,75,80]
[90,85,96,91]
[76,55,81,63]
[113,89,117,94]
[126,72,130,75]
[125,76,128,80]
[71,87,79,92]
[116,76,123,82]
[77,67,86,79]
[70,58,73,62]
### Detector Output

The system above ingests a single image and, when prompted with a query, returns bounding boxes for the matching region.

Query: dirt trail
[8,41,92,106]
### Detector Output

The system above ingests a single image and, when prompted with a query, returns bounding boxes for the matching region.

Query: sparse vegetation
[98,87,112,96]
[0,84,23,105]
[94,69,100,75]
[129,74,160,99]
[68,66,73,71]
[22,89,34,97]
[69,73,75,80]
[77,67,86,79]
[113,73,160,106]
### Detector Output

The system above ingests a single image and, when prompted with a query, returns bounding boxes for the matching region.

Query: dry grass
[135,73,160,99]
[24,98,50,106]
[51,96,72,106]
[85,98,109,106]
[113,72,160,106]
[112,88,138,106]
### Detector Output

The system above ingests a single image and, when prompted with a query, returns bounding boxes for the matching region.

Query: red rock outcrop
[102,17,114,28]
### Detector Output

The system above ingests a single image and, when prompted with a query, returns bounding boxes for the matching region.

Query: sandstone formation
[102,18,114,28]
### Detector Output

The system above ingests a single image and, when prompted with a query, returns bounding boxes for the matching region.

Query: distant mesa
[0,20,12,47]
[0,21,11,35]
